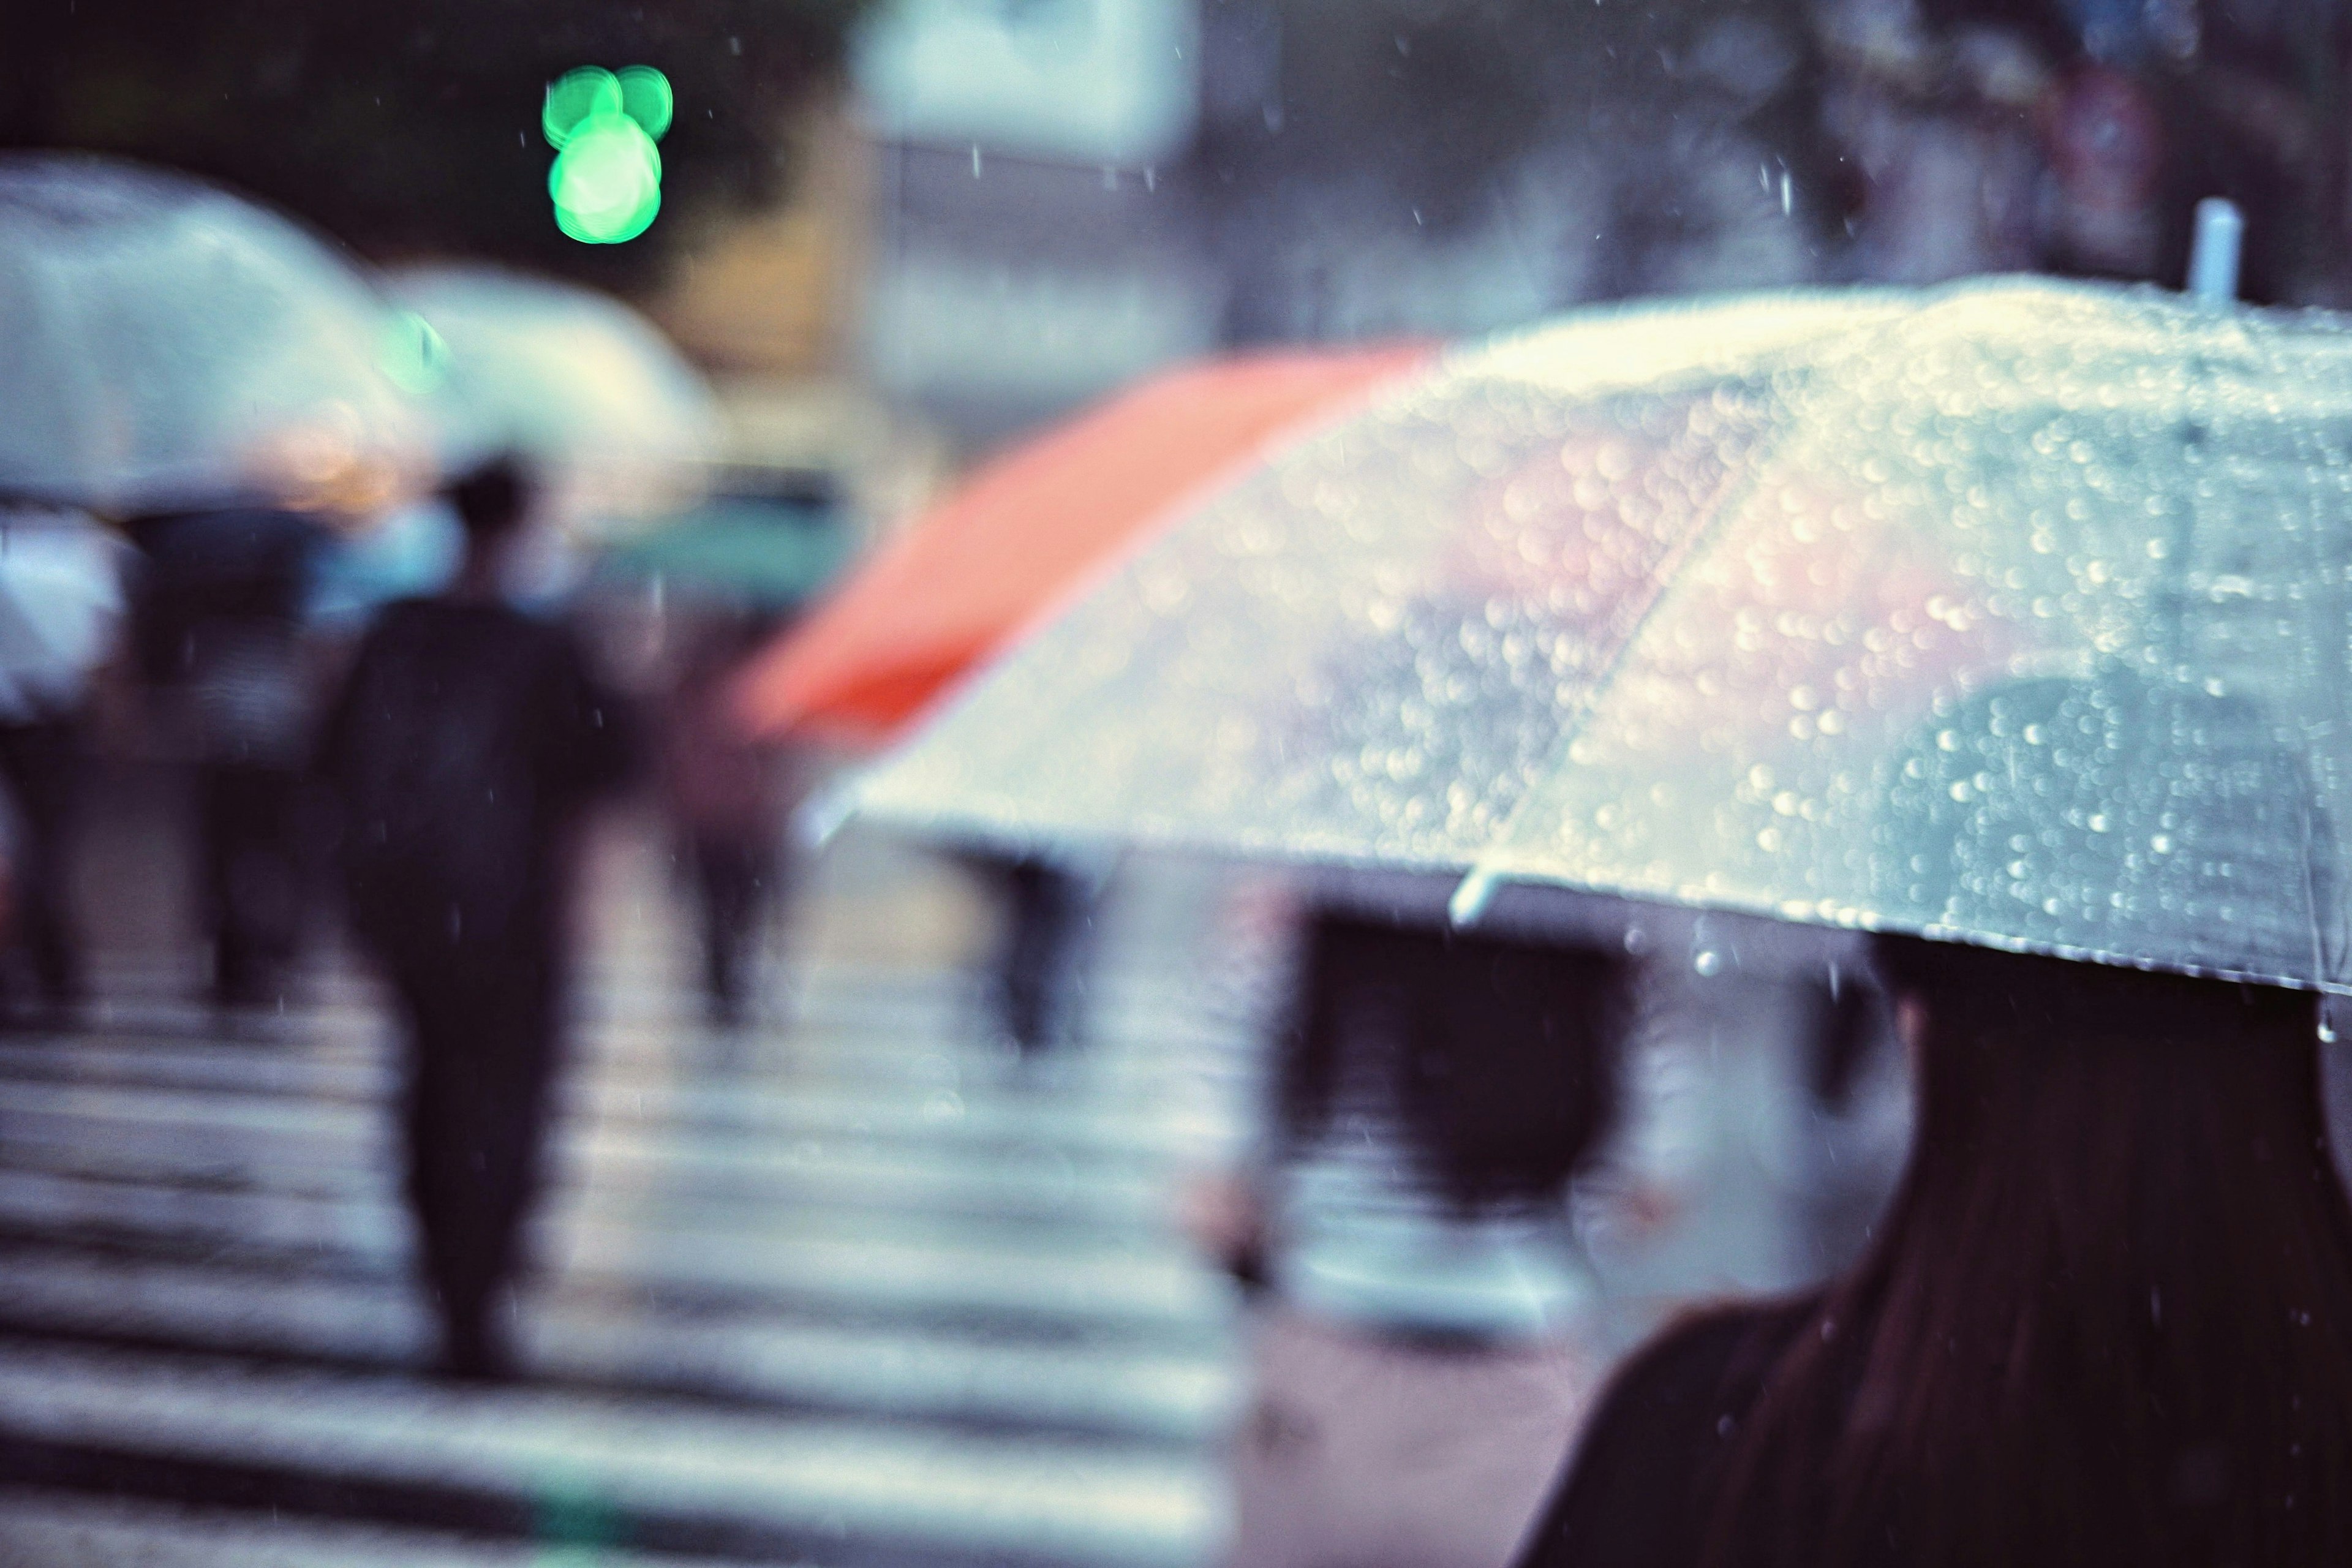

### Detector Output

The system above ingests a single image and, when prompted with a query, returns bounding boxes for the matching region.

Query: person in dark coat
[658,609,794,1027]
[962,849,1098,1056]
[318,458,631,1379]
[131,505,324,1008]
[1517,674,2352,1568]
[1199,888,1634,1568]
[0,507,121,1023]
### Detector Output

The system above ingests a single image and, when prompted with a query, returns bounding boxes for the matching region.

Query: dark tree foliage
[0,0,871,285]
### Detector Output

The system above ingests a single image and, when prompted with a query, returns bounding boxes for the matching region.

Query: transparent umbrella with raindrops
[0,154,433,518]
[390,263,720,541]
[846,276,2352,994]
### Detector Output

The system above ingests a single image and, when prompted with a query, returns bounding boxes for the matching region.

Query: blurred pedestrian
[660,609,795,1027]
[0,506,121,1023]
[1519,943,2352,1568]
[963,849,1099,1057]
[318,458,632,1379]
[130,505,323,1009]
[1195,900,1634,1568]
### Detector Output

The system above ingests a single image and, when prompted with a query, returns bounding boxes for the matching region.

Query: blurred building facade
[843,0,1224,443]
[646,0,2352,459]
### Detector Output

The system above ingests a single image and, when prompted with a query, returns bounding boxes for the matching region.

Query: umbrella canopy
[0,155,429,515]
[731,342,1436,744]
[852,278,2352,993]
[391,265,720,538]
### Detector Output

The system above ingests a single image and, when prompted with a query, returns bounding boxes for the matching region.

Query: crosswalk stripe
[0,1248,1236,1442]
[0,1340,1225,1568]
[28,992,1261,1067]
[0,1164,1234,1335]
[11,846,1269,1564]
[75,958,1261,1042]
[0,1486,764,1568]
[0,1102,1179,1227]
[0,1081,1242,1175]
[15,995,1257,1069]
[0,1055,1245,1165]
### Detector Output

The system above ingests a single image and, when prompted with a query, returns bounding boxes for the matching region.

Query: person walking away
[959,848,1100,1057]
[1517,675,2352,1568]
[130,505,322,1009]
[1194,889,1635,1568]
[659,609,795,1027]
[318,459,633,1379]
[0,506,122,1023]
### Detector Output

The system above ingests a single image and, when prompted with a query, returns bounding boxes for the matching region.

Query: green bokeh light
[543,65,671,244]
[617,66,674,141]
[543,67,624,149]
[551,118,663,243]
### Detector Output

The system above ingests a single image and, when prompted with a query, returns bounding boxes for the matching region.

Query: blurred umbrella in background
[847,277,2352,993]
[731,342,1437,746]
[390,264,720,540]
[0,154,431,518]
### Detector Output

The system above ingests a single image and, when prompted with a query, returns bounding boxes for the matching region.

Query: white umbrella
[851,276,2352,995]
[391,265,720,538]
[0,154,429,515]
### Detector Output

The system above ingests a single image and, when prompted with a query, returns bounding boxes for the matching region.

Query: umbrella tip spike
[2187,199,2243,306]
[1448,867,1502,929]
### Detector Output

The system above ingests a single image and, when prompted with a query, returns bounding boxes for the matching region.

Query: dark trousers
[0,717,83,1009]
[993,856,1091,1054]
[692,834,775,1025]
[385,935,562,1374]
[198,761,304,1005]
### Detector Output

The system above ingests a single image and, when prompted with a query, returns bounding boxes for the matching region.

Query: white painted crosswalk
[0,1250,1232,1439]
[0,1485,747,1568]
[0,851,1267,1567]
[0,1340,1218,1568]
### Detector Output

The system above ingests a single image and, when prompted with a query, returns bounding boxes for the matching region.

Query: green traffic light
[544,66,671,244]
[543,67,623,149]
[617,66,674,141]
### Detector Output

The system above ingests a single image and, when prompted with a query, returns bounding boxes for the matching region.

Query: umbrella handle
[2187,199,2242,305]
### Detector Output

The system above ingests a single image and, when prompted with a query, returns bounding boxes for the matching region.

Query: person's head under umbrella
[1520,668,2352,1568]
[1206,893,1638,1568]
[409,453,583,614]
[447,456,531,595]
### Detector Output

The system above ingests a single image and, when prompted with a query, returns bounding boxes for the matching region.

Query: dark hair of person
[1697,933,2352,1568]
[447,457,532,541]
[1276,910,1632,1212]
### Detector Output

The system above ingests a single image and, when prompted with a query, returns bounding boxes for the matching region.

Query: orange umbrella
[732,342,1437,743]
